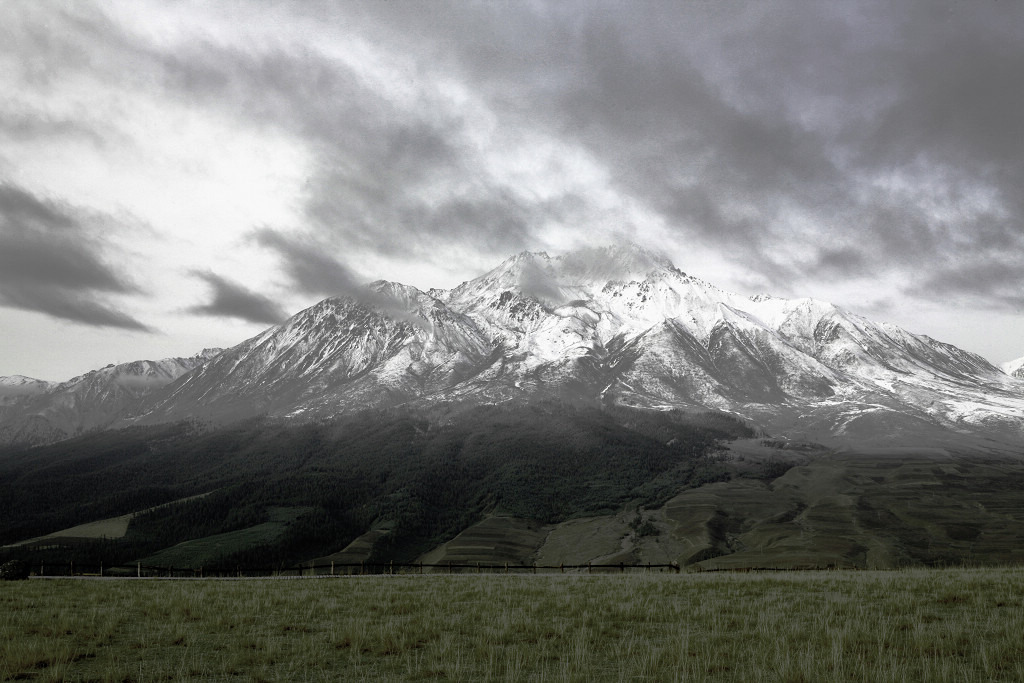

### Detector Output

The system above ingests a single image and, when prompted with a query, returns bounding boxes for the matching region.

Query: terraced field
[407,448,1024,571]
[311,527,391,570]
[418,516,550,567]
[684,449,1024,570]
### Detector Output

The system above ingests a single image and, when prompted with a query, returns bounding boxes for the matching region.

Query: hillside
[3,402,1024,571]
[0,402,753,568]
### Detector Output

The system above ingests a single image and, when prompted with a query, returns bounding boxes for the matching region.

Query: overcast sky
[2,1,1023,381]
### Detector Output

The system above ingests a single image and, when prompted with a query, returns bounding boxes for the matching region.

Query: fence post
[504,562,508,574]
[419,563,423,575]
[331,561,334,576]
[137,562,141,578]
[587,562,591,574]
[100,562,103,577]
[389,560,394,576]
[360,560,364,576]
[533,562,537,574]
[40,563,44,577]
[70,560,73,577]
[560,563,563,574]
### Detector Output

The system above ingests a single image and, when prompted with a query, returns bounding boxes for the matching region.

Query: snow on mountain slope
[0,349,222,445]
[135,283,498,424]
[9,243,1022,447]
[120,244,1024,447]
[440,245,1020,436]
[1002,356,1024,379]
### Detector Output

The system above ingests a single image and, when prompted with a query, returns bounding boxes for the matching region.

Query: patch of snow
[1001,355,1024,378]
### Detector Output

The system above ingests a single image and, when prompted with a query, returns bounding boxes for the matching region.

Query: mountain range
[2,244,1023,448]
[0,350,221,445]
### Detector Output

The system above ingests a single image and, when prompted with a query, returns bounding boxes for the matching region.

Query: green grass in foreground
[3,569,1024,681]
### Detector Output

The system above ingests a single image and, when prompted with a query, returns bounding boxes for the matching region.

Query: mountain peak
[446,242,682,310]
[0,374,47,386]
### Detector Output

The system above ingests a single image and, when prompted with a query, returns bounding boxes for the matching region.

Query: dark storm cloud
[20,2,1024,310]
[0,231,127,292]
[909,260,1024,311]
[339,0,1024,302]
[125,24,532,256]
[0,183,149,330]
[0,287,149,330]
[345,5,840,197]
[303,0,851,285]
[187,271,288,326]
[812,248,868,278]
[33,5,559,266]
[858,4,1024,171]
[161,41,546,265]
[251,228,363,297]
[6,3,526,261]
[0,184,76,232]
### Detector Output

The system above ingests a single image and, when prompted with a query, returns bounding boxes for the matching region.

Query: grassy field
[4,492,216,550]
[138,507,312,569]
[3,568,1024,681]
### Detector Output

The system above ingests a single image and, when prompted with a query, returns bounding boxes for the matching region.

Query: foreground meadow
[2,569,1024,681]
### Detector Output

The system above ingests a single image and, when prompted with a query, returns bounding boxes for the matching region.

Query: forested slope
[0,402,752,568]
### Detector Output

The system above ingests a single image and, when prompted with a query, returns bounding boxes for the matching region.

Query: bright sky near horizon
[2,1,1023,381]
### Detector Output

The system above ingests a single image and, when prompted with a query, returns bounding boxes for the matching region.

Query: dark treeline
[0,401,754,568]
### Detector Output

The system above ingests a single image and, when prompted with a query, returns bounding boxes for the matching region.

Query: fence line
[29,560,682,578]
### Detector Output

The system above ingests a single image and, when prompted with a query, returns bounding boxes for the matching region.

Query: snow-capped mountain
[4,244,1022,447]
[0,349,222,445]
[0,375,54,406]
[1002,356,1024,380]
[126,244,1024,447]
